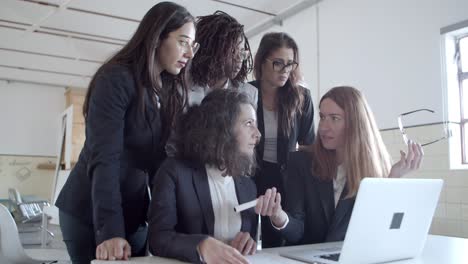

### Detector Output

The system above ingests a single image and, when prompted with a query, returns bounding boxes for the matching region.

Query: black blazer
[148,158,258,263]
[249,80,315,182]
[56,64,166,245]
[279,151,356,245]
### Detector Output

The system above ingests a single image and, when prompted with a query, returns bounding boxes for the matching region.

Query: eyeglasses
[397,108,451,146]
[234,49,250,61]
[177,39,200,56]
[266,58,298,72]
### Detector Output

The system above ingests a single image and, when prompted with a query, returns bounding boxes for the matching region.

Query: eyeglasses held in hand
[397,108,451,146]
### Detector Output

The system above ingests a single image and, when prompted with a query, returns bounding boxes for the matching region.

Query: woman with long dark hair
[250,32,315,247]
[55,2,199,263]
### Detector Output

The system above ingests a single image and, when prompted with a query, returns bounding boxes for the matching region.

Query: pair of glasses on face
[397,108,451,146]
[265,58,298,73]
[178,39,200,56]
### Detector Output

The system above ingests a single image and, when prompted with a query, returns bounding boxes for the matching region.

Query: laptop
[280,178,443,264]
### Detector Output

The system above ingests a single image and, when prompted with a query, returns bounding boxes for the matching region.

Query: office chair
[0,204,69,264]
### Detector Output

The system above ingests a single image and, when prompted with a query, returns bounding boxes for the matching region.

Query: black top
[148,158,258,263]
[249,80,315,180]
[56,64,166,245]
[279,151,356,245]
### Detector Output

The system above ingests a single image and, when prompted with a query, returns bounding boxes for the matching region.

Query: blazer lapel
[333,183,355,225]
[316,179,335,225]
[234,177,250,232]
[192,164,215,236]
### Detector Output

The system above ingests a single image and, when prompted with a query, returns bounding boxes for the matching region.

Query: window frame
[456,35,468,164]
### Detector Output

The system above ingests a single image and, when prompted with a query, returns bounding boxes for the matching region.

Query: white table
[91,235,468,263]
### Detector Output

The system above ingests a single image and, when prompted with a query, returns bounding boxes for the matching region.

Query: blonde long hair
[311,86,392,197]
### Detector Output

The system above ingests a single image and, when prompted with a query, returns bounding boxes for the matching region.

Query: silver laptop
[280,178,443,264]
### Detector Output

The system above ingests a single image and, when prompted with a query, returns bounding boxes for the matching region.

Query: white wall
[248,0,468,129]
[382,124,468,238]
[0,80,65,156]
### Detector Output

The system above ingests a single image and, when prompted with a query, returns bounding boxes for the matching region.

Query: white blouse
[333,165,347,207]
[205,165,242,243]
[262,108,278,163]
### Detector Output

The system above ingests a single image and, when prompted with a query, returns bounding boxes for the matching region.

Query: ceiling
[0,0,316,88]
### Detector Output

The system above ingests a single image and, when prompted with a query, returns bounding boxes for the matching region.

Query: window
[457,36,468,163]
[442,20,468,168]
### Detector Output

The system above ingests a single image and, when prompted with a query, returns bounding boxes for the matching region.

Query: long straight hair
[253,32,304,137]
[312,86,392,197]
[83,2,194,134]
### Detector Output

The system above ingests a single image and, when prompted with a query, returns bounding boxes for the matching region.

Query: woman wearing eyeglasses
[250,32,315,248]
[255,86,423,246]
[55,2,199,263]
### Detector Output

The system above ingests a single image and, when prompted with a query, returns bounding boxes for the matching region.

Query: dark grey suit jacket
[148,158,258,263]
[279,151,356,245]
[56,64,165,245]
[249,80,315,174]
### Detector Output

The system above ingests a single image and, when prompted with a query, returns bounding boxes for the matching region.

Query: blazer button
[280,164,286,171]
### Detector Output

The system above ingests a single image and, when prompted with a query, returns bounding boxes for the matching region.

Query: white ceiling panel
[0,27,121,62]
[0,49,100,76]
[41,9,139,41]
[35,0,70,5]
[67,0,162,21]
[0,0,308,88]
[0,0,56,25]
[219,0,304,15]
[72,39,121,62]
[0,67,90,88]
[182,0,272,30]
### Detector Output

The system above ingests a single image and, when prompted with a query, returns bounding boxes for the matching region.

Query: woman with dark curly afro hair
[165,11,258,157]
[187,10,257,105]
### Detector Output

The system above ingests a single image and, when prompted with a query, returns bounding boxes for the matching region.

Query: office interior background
[0,0,468,240]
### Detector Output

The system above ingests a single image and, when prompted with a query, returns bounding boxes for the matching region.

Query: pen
[234,198,258,213]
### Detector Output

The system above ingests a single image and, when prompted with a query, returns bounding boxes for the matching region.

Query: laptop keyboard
[319,253,341,261]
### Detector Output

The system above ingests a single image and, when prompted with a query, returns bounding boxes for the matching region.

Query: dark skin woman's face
[226,36,246,80]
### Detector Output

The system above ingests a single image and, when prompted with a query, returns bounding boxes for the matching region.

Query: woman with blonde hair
[255,86,423,245]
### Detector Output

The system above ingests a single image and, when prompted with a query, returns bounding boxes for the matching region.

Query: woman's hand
[199,237,249,264]
[255,187,288,228]
[389,140,423,178]
[96,237,131,261]
[230,232,256,255]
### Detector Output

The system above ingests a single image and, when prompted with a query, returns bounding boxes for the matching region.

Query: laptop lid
[281,178,443,264]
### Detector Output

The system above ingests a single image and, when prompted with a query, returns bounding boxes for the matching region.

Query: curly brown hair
[176,89,257,176]
[189,11,253,88]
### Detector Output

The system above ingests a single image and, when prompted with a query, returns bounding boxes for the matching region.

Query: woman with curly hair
[188,10,257,105]
[251,32,315,247]
[148,89,262,263]
[165,11,258,157]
